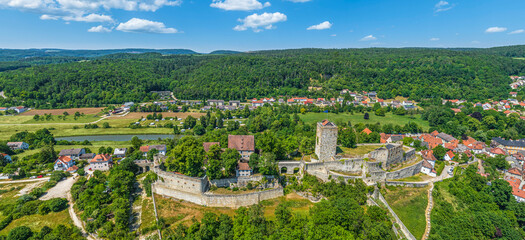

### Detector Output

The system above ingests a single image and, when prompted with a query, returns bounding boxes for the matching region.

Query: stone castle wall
[385,161,424,180]
[154,167,209,193]
[152,168,283,208]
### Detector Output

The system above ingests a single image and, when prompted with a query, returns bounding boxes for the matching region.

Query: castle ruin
[315,120,338,161]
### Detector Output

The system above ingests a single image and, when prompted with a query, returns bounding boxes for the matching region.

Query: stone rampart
[154,167,209,193]
[385,181,429,188]
[204,188,284,208]
[385,161,423,180]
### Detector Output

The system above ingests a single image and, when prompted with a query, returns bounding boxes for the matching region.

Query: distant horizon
[0,44,523,55]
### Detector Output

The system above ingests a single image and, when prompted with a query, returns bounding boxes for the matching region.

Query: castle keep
[315,120,338,161]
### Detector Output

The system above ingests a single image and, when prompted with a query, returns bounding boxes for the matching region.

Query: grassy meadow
[383,186,429,239]
[299,112,429,130]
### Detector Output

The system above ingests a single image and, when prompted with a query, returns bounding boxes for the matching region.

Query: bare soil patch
[40,177,76,200]
[21,108,104,116]
[111,112,205,120]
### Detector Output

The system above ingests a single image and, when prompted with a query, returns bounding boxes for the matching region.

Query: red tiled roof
[90,154,111,163]
[203,142,220,152]
[507,177,525,199]
[509,168,522,176]
[55,155,72,164]
[421,150,437,161]
[446,150,455,159]
[139,146,149,152]
[238,162,251,171]
[422,160,433,169]
[67,165,79,172]
[362,128,372,135]
[431,130,439,137]
[490,148,506,155]
[228,135,255,152]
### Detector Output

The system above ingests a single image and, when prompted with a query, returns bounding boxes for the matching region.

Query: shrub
[0,214,13,231]
[7,226,33,240]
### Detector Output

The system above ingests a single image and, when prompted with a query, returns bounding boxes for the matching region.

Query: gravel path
[0,178,49,184]
[40,177,76,200]
[16,181,45,196]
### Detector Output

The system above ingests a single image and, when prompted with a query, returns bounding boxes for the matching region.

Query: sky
[0,0,523,53]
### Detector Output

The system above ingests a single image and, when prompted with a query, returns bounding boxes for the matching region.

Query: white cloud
[509,29,524,34]
[234,12,287,32]
[0,0,181,24]
[434,1,454,13]
[307,21,332,30]
[330,34,336,37]
[210,0,270,11]
[116,18,179,33]
[485,27,507,33]
[360,35,377,41]
[430,37,440,41]
[88,25,113,32]
[63,13,113,22]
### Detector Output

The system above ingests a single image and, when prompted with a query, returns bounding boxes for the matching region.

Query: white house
[444,151,455,161]
[7,142,29,150]
[113,148,128,158]
[421,160,437,177]
[140,145,167,156]
[54,156,78,172]
[89,154,113,171]
[236,162,253,177]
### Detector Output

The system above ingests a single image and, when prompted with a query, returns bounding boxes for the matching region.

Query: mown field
[383,186,429,239]
[299,112,429,130]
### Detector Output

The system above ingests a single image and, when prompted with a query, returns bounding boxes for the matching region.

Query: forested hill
[1,48,525,108]
[0,48,198,61]
[452,45,525,58]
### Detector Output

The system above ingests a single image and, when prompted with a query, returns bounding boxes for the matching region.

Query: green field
[0,182,73,235]
[299,112,429,130]
[14,141,136,158]
[0,115,174,140]
[383,186,429,239]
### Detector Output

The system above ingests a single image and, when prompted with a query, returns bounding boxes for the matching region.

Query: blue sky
[0,0,523,52]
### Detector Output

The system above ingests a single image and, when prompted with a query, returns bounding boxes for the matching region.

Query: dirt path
[40,177,76,200]
[0,178,49,184]
[66,178,97,240]
[131,176,146,234]
[0,91,6,99]
[16,181,44,196]
[422,182,434,240]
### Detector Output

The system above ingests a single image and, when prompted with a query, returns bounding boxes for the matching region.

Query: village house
[89,154,113,171]
[203,142,220,152]
[505,177,525,202]
[8,106,26,114]
[7,142,29,150]
[492,137,525,154]
[54,156,78,172]
[229,100,241,107]
[444,150,455,161]
[58,148,85,160]
[236,162,253,177]
[140,145,167,156]
[228,135,255,160]
[79,153,95,161]
[207,99,224,106]
[113,148,128,158]
[1,153,12,163]
[421,160,437,177]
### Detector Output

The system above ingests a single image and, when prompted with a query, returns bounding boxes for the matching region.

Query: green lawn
[383,186,429,239]
[339,145,380,157]
[299,112,429,130]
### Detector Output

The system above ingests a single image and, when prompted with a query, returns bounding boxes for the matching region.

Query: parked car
[37,175,43,178]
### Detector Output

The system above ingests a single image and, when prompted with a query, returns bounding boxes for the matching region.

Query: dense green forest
[1,47,525,108]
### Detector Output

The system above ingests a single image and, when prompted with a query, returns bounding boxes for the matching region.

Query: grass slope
[383,186,429,239]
